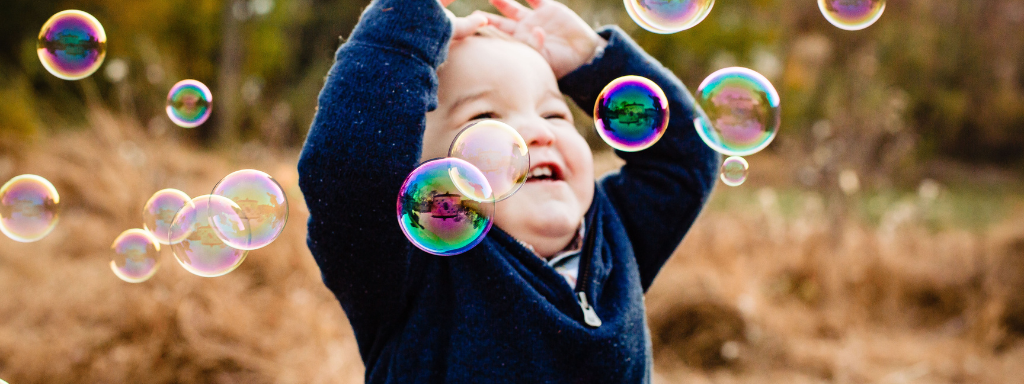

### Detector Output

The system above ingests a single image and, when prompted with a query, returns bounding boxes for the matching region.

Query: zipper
[574,217,602,328]
[577,292,602,327]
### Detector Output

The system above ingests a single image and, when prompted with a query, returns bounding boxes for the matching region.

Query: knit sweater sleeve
[297,0,451,339]
[558,26,719,292]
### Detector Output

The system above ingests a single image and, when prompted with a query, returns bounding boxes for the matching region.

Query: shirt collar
[515,219,586,262]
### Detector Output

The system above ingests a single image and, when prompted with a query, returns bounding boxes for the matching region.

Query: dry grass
[1,112,1024,383]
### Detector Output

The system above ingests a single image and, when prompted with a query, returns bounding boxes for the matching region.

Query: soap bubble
[0,175,60,243]
[695,67,780,157]
[166,80,213,128]
[37,10,107,80]
[448,120,528,202]
[168,195,249,277]
[720,156,749,187]
[625,0,715,34]
[211,170,288,250]
[110,229,161,283]
[594,76,670,152]
[623,0,672,33]
[818,0,885,31]
[143,189,190,245]
[397,159,494,256]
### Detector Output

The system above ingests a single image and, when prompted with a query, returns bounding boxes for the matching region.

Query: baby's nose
[515,118,556,147]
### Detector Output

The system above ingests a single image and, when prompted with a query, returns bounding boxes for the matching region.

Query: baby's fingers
[452,13,489,39]
[490,0,532,20]
[474,11,517,35]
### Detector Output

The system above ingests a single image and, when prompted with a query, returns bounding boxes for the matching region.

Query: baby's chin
[496,185,585,235]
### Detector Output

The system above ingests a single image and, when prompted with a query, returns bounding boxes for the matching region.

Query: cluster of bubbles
[37,11,213,129]
[625,0,884,33]
[110,170,289,282]
[0,175,61,243]
[593,75,670,152]
[398,120,531,256]
[694,67,781,187]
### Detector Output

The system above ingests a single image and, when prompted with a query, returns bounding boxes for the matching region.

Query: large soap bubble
[818,0,885,31]
[625,0,715,34]
[211,169,288,250]
[143,188,190,245]
[0,175,61,243]
[37,10,107,80]
[449,120,529,202]
[594,76,670,152]
[168,195,249,277]
[397,159,494,256]
[110,229,161,283]
[694,67,780,157]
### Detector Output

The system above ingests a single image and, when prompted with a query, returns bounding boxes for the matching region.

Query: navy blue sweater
[297,0,718,382]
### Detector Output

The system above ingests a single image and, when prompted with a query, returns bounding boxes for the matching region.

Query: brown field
[1,111,1024,383]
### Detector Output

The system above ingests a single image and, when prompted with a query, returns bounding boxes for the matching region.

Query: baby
[297,0,718,382]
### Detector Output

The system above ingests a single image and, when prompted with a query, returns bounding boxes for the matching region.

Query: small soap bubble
[143,189,190,245]
[448,120,528,202]
[720,156,749,187]
[625,0,715,34]
[594,76,670,152]
[37,10,107,81]
[166,80,213,128]
[695,67,780,157]
[211,170,288,250]
[110,229,161,283]
[397,159,494,256]
[0,175,60,243]
[818,0,885,31]
[168,195,249,277]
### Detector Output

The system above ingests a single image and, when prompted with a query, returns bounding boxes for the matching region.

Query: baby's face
[424,36,595,257]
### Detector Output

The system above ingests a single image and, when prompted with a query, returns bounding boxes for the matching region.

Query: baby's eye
[470,112,496,121]
[545,113,570,121]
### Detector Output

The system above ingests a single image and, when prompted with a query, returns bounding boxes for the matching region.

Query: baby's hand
[476,0,607,78]
[439,0,490,40]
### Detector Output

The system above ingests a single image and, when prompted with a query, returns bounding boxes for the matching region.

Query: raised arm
[559,27,719,291]
[297,0,455,346]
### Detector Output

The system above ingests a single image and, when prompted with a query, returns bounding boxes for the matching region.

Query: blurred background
[1,0,1023,382]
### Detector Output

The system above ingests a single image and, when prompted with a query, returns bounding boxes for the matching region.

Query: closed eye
[470,112,496,121]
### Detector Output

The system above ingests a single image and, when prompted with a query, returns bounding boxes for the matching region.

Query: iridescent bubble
[695,67,780,157]
[168,195,249,277]
[625,0,715,34]
[143,188,190,245]
[37,10,107,81]
[594,76,670,152]
[720,156,749,187]
[211,169,288,250]
[397,158,494,256]
[448,120,528,202]
[0,175,60,243]
[818,0,885,31]
[623,0,673,33]
[110,228,161,283]
[166,80,213,128]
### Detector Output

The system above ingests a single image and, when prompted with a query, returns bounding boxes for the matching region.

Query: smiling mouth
[527,163,563,183]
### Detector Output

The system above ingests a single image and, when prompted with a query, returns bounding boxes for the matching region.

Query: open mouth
[527,163,563,183]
